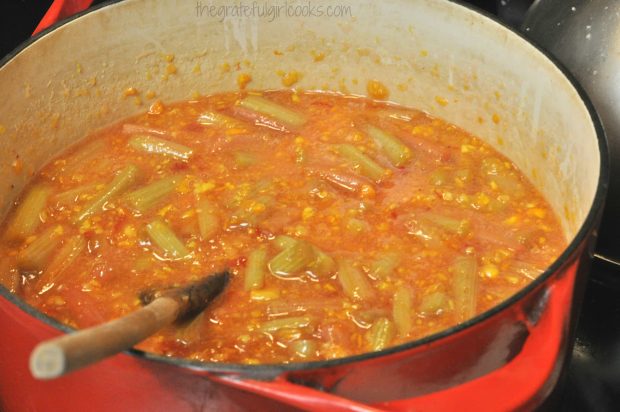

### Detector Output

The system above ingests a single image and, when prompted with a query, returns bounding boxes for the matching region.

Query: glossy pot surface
[0,0,608,410]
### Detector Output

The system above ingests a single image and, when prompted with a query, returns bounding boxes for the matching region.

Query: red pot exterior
[0,244,590,411]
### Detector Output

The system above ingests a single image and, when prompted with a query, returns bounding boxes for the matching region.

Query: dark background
[1,1,618,411]
[0,0,53,59]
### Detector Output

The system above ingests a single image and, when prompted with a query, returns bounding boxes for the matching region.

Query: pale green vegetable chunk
[259,316,313,333]
[146,219,190,259]
[133,254,156,272]
[196,200,219,240]
[393,286,413,337]
[336,144,387,182]
[126,176,179,212]
[17,226,63,271]
[238,95,307,128]
[346,218,369,234]
[37,235,86,291]
[233,152,258,168]
[268,240,316,277]
[249,289,280,301]
[509,260,544,280]
[128,135,193,160]
[267,299,341,316]
[366,318,395,351]
[5,185,51,241]
[75,164,139,223]
[337,260,375,301]
[491,174,524,198]
[271,236,335,278]
[244,248,267,291]
[420,212,470,236]
[452,256,478,322]
[198,111,246,129]
[365,125,412,167]
[308,248,336,278]
[272,235,298,250]
[429,168,449,186]
[290,339,318,358]
[196,198,220,240]
[53,183,100,207]
[419,291,448,315]
[455,169,471,183]
[369,253,401,280]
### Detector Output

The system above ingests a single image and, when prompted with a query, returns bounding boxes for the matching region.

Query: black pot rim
[0,0,610,377]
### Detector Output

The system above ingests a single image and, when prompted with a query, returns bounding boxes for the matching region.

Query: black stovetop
[1,1,619,411]
[555,257,620,411]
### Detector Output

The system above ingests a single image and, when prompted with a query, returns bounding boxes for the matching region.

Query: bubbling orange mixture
[0,91,565,364]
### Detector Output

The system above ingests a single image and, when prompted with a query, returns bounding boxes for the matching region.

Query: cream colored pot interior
[0,0,600,240]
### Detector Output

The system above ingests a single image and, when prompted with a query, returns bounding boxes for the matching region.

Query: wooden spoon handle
[30,296,180,379]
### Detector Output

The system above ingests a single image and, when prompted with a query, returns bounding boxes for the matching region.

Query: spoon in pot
[29,270,230,380]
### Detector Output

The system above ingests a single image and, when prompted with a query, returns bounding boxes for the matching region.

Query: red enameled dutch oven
[0,0,609,410]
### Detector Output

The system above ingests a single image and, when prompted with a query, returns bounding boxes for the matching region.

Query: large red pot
[0,0,608,410]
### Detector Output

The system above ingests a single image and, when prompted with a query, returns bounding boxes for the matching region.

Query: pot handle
[379,260,577,411]
[33,0,93,35]
[210,374,383,412]
[212,261,576,412]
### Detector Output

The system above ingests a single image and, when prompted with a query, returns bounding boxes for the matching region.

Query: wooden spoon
[29,270,230,380]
